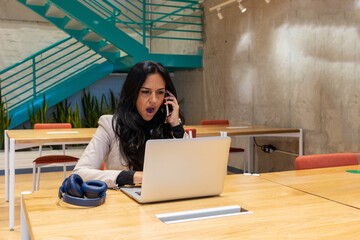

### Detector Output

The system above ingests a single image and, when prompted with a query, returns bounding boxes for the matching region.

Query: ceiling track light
[237,0,246,13]
[209,0,239,14]
[217,8,224,20]
[210,0,269,19]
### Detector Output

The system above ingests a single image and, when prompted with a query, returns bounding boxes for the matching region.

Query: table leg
[5,130,9,202]
[248,137,253,174]
[21,191,32,240]
[9,139,15,230]
[299,128,303,156]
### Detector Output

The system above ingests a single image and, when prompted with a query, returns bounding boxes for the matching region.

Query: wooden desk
[185,124,303,174]
[4,128,96,230]
[260,165,360,209]
[185,124,301,137]
[6,125,302,230]
[22,174,360,239]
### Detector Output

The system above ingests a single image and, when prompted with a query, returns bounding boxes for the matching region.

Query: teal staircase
[0,37,114,128]
[1,0,203,128]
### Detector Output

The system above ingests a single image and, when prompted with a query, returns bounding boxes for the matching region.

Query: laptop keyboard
[135,191,141,196]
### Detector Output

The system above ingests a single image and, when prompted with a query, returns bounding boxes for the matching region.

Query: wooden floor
[0,171,70,239]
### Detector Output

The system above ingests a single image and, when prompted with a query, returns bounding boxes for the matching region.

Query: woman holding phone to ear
[73,61,186,188]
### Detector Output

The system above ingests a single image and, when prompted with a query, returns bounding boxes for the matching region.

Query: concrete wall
[175,0,360,172]
[0,1,66,70]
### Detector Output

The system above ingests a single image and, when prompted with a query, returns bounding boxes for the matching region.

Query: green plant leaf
[0,79,12,150]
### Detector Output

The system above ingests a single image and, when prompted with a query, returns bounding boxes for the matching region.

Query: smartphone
[164,91,173,123]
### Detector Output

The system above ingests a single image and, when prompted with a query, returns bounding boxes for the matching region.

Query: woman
[73,61,186,188]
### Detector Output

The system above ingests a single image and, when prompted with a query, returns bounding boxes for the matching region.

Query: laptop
[120,136,231,203]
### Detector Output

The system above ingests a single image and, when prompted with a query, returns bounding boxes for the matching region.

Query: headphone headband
[58,174,107,207]
[59,187,106,207]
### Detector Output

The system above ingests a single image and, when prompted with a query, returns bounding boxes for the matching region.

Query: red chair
[184,128,197,138]
[32,123,79,191]
[295,153,359,170]
[201,120,245,154]
[100,162,105,170]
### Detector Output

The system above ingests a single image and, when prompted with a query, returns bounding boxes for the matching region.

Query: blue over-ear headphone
[58,174,108,207]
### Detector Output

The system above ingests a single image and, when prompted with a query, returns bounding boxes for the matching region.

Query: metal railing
[79,0,203,50]
[0,37,107,112]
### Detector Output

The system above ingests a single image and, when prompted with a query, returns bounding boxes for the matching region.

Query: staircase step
[50,0,149,57]
[64,18,85,30]
[45,4,66,18]
[26,0,46,6]
[83,31,103,42]
[100,44,120,53]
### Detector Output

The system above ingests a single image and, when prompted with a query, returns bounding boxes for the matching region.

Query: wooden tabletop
[6,128,97,144]
[184,124,300,137]
[23,173,360,239]
[6,125,299,144]
[260,165,360,209]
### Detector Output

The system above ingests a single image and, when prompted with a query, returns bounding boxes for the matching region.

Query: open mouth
[146,107,155,114]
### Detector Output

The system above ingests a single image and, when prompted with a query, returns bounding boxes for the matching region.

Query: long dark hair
[113,61,184,170]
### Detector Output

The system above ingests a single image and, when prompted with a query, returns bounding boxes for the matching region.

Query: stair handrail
[82,0,143,36]
[0,36,72,76]
[146,2,197,25]
[77,0,203,49]
[0,36,106,112]
[1,39,81,94]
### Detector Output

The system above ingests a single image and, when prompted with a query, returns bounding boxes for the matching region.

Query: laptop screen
[132,136,231,203]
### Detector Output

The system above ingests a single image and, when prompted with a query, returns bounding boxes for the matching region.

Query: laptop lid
[124,136,230,203]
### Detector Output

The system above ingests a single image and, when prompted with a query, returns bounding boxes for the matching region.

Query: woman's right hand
[164,90,181,127]
[133,171,143,184]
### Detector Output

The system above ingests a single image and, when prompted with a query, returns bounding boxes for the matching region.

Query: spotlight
[264,0,271,3]
[237,1,246,13]
[216,8,223,20]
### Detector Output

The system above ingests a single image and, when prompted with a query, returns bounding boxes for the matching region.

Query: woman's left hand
[164,90,181,127]
[133,171,143,184]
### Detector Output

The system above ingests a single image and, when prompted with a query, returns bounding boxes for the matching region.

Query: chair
[32,123,79,191]
[295,153,359,170]
[200,120,245,154]
[184,128,197,138]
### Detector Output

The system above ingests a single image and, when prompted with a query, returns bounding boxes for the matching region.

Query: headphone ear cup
[65,174,84,198]
[82,180,108,199]
[58,178,68,199]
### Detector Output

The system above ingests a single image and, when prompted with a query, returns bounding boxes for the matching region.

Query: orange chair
[32,123,79,191]
[200,120,245,154]
[100,162,105,170]
[295,153,359,170]
[184,128,197,138]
